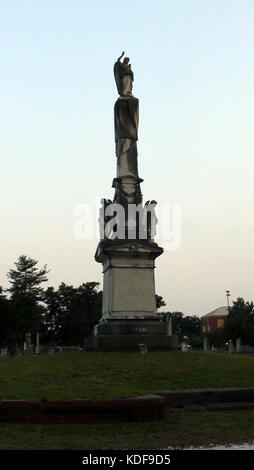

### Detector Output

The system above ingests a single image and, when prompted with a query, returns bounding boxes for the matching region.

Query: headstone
[236,338,242,353]
[228,340,234,353]
[139,343,148,354]
[1,348,8,357]
[35,332,40,354]
[25,332,32,355]
[166,314,172,336]
[203,336,208,351]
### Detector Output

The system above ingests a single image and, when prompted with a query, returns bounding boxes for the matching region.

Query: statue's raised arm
[114,52,134,96]
[117,51,125,62]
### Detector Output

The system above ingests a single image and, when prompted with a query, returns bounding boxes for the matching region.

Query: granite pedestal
[84,239,178,351]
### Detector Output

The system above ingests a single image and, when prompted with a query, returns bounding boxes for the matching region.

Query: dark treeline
[0,255,203,349]
[0,255,102,347]
[1,255,251,350]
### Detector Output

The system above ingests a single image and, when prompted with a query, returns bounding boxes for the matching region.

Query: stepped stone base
[84,332,178,352]
[92,240,178,351]
[94,319,168,336]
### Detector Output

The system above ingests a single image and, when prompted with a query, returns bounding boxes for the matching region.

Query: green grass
[1,351,254,449]
[0,409,254,449]
[0,351,254,400]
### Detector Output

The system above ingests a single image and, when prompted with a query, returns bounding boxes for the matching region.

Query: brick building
[201,306,229,334]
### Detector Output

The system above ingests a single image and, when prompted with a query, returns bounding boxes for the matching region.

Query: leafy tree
[181,315,201,338]
[7,255,49,300]
[7,255,49,343]
[77,282,102,336]
[43,282,102,346]
[41,286,62,344]
[189,334,203,348]
[207,328,226,348]
[156,295,166,310]
[0,287,17,346]
[224,297,254,346]
[160,311,202,345]
[171,311,184,337]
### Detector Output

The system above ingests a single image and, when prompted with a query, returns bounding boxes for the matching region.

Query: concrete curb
[1,388,254,423]
[0,394,165,424]
[184,402,254,412]
[154,387,254,407]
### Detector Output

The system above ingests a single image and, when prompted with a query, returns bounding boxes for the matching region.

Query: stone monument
[24,332,32,355]
[35,332,40,354]
[86,53,178,351]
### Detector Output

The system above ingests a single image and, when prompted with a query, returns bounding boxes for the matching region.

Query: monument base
[94,319,167,336]
[90,240,178,351]
[84,334,178,352]
[95,239,164,321]
[84,319,178,351]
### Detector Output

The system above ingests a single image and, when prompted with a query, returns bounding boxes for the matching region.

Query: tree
[0,287,17,346]
[207,328,225,349]
[7,255,49,343]
[156,294,166,310]
[41,286,62,344]
[181,315,201,337]
[7,255,49,300]
[224,297,254,346]
[170,311,184,337]
[42,282,102,346]
[161,311,202,346]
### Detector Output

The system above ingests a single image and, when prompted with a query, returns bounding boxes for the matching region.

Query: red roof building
[201,306,229,334]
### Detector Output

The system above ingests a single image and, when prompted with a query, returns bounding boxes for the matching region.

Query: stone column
[166,314,172,336]
[25,332,32,355]
[35,332,40,354]
[228,339,234,353]
[203,336,208,351]
[236,338,242,353]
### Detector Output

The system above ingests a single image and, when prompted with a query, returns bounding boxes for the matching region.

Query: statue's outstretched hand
[117,51,125,62]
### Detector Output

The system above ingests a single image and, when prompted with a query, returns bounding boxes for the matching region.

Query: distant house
[201,306,229,334]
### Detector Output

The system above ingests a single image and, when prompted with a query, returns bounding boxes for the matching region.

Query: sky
[0,0,254,315]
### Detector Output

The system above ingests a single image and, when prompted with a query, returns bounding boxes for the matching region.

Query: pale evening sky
[0,0,254,315]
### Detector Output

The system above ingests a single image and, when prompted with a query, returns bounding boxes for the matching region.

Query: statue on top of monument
[114,51,134,96]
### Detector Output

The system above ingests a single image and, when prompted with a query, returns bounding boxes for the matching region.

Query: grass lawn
[0,351,254,400]
[0,409,254,449]
[1,351,254,449]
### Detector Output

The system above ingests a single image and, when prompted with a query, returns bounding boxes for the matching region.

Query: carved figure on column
[113,52,140,212]
[114,51,134,96]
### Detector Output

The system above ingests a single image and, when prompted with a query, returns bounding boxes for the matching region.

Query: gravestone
[203,336,209,351]
[24,332,32,355]
[139,343,148,354]
[166,315,172,336]
[228,340,234,353]
[1,348,8,357]
[35,332,40,354]
[236,338,242,353]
